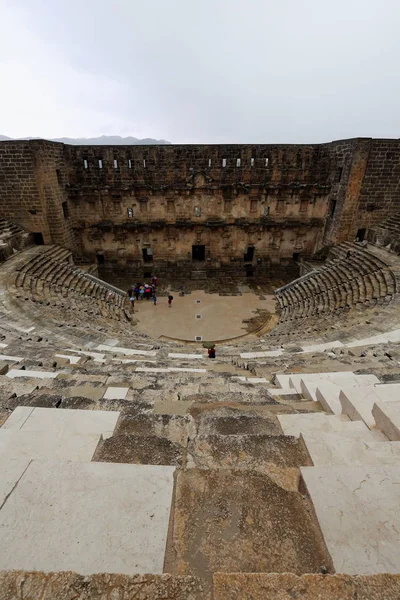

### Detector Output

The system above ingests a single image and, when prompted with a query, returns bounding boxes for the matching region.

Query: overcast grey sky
[0,0,399,143]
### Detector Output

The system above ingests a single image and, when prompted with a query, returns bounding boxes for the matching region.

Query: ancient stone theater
[1,137,400,598]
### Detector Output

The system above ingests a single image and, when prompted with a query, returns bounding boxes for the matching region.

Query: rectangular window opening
[195,336,203,341]
[97,254,105,265]
[236,158,241,167]
[128,159,132,169]
[142,248,153,263]
[265,157,269,167]
[98,159,103,169]
[250,157,255,167]
[222,158,227,167]
[113,159,118,169]
[83,159,88,169]
[143,159,146,168]
[208,158,212,167]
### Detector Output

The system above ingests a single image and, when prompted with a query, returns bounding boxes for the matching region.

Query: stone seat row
[276,245,396,323]
[10,247,127,323]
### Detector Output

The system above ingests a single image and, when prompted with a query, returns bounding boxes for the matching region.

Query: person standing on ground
[152,275,158,287]
[129,295,135,312]
[168,294,173,308]
[153,293,157,306]
[208,346,216,359]
[127,287,133,300]
[134,285,140,301]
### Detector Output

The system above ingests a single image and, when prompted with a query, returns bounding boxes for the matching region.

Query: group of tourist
[126,275,215,358]
[127,276,174,311]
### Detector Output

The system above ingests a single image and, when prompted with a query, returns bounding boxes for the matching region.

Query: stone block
[278,413,375,442]
[2,406,119,438]
[372,401,400,441]
[301,432,400,466]
[96,344,157,356]
[298,373,379,401]
[95,434,184,465]
[0,429,101,462]
[168,353,203,359]
[0,571,210,600]
[0,460,175,575]
[301,465,400,574]
[166,469,332,580]
[6,369,59,379]
[103,386,129,400]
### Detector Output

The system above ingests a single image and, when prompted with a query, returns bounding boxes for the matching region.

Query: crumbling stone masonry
[1,138,400,276]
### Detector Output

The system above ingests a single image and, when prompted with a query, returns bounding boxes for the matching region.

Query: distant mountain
[0,134,171,145]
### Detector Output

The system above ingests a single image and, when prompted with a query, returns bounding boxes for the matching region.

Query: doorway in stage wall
[33,232,44,245]
[192,245,205,261]
[244,246,254,262]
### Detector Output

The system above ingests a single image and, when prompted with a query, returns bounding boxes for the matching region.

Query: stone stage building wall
[1,138,400,275]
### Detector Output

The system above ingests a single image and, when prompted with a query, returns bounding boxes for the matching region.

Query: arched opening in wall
[192,245,205,261]
[33,232,44,245]
[356,228,366,242]
[292,252,300,261]
[97,254,105,265]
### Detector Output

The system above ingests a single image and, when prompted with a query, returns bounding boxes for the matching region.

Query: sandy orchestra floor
[133,290,275,342]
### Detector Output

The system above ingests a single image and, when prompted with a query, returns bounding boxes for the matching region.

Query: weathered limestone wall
[1,138,400,269]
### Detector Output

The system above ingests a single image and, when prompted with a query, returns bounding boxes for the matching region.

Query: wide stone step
[165,469,333,581]
[301,465,400,574]
[278,413,377,442]
[0,459,175,576]
[340,384,400,429]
